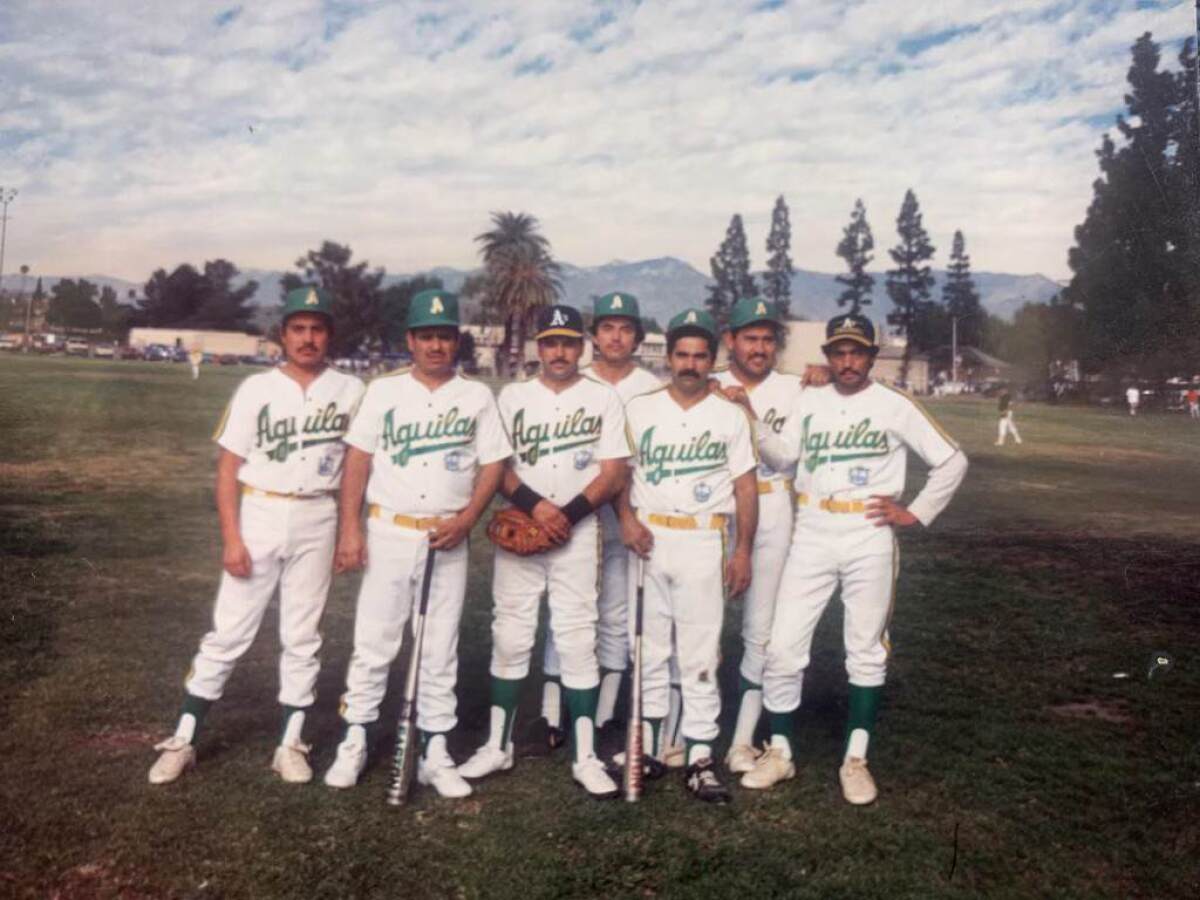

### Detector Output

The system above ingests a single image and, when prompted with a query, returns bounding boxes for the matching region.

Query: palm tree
[475,212,562,376]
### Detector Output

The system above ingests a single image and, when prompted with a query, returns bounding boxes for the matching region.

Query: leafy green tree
[706,214,756,329]
[835,199,875,313]
[942,230,984,348]
[763,196,793,317]
[282,242,385,357]
[886,189,937,383]
[139,261,257,330]
[474,212,561,376]
[46,279,102,330]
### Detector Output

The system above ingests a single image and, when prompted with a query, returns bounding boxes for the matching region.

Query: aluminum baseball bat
[623,554,646,802]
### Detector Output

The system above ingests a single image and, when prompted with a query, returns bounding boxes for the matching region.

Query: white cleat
[659,742,686,769]
[324,730,368,789]
[272,742,313,784]
[740,747,796,790]
[572,756,620,799]
[724,743,761,774]
[418,738,473,798]
[148,736,196,785]
[456,744,514,780]
[839,756,878,805]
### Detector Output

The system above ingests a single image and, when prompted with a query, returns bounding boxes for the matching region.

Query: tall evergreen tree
[282,242,384,357]
[885,189,936,384]
[706,214,757,328]
[942,230,983,349]
[835,199,875,313]
[1065,32,1198,379]
[763,196,793,318]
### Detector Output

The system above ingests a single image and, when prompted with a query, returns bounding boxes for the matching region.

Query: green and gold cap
[282,286,334,321]
[594,291,641,322]
[667,307,717,341]
[728,295,781,332]
[535,304,585,339]
[406,289,460,330]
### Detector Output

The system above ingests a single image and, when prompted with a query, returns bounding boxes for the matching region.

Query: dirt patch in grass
[0,451,189,492]
[1047,700,1134,724]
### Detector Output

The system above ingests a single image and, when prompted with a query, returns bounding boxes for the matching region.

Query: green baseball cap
[728,296,781,332]
[282,286,334,322]
[406,289,460,330]
[594,291,641,322]
[667,307,717,341]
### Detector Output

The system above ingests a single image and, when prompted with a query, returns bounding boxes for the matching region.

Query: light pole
[0,187,16,303]
[951,312,980,386]
[19,264,31,351]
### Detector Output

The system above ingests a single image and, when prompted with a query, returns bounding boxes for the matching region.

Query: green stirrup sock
[491,676,524,748]
[564,686,600,762]
[845,684,882,755]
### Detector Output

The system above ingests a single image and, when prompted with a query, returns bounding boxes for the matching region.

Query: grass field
[1,353,1198,899]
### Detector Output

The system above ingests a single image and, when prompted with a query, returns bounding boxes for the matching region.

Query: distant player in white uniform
[619,308,758,803]
[458,304,630,798]
[742,313,968,804]
[995,389,1022,445]
[1126,385,1140,416]
[537,292,661,752]
[324,290,510,797]
[712,296,803,774]
[149,287,365,785]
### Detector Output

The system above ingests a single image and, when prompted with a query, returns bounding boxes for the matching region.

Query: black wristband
[562,493,594,526]
[511,483,544,516]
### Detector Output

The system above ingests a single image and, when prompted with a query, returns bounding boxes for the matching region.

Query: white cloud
[0,0,1193,284]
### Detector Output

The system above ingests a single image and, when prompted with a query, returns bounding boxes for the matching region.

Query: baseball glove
[486,507,556,556]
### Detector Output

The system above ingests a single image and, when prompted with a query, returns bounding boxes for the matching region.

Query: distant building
[128,327,280,358]
[638,333,666,372]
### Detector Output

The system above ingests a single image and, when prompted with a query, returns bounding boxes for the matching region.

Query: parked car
[65,338,90,356]
[117,345,143,360]
[93,343,115,359]
[0,336,19,351]
[144,344,171,361]
[217,354,239,365]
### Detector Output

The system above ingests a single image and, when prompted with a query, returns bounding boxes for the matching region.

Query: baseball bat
[623,555,646,802]
[386,545,437,806]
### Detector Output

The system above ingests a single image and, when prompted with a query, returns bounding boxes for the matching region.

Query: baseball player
[995,389,1022,445]
[741,313,967,804]
[1186,386,1199,419]
[537,292,661,751]
[712,297,803,774]
[189,347,203,380]
[1126,385,1140,416]
[618,308,759,803]
[458,304,630,798]
[148,287,365,785]
[323,290,510,797]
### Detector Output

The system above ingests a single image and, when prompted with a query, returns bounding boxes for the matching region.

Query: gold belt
[819,498,866,514]
[794,491,809,506]
[241,485,332,501]
[645,512,728,530]
[368,504,443,531]
[757,478,794,495]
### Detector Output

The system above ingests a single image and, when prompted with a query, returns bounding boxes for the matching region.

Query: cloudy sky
[0,1,1193,283]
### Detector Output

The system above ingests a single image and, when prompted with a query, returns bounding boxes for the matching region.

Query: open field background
[1,354,1198,899]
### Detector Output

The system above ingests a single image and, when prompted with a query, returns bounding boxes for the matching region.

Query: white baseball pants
[491,518,601,690]
[763,516,898,714]
[186,492,337,708]
[738,487,794,684]
[338,516,468,734]
[997,412,1022,444]
[630,520,725,743]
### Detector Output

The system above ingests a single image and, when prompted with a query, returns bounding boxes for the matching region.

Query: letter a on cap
[755,301,767,316]
[686,311,697,324]
[430,296,444,314]
[305,288,319,306]
[551,309,567,327]
[611,295,623,309]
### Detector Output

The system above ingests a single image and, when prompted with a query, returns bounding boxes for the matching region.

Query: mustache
[678,369,700,379]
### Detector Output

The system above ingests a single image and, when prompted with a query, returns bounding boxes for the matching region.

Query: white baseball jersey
[581,364,662,405]
[626,388,757,515]
[783,382,960,525]
[498,376,630,503]
[344,371,511,515]
[214,367,365,495]
[714,367,801,485]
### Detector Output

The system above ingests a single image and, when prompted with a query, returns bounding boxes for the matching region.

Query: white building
[128,327,279,358]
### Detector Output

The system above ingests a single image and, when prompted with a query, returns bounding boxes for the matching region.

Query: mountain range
[2,257,1063,328]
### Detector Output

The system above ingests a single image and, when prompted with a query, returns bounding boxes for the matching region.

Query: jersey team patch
[849,466,870,486]
[693,482,712,502]
[573,448,594,470]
